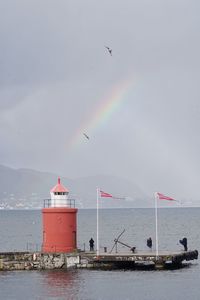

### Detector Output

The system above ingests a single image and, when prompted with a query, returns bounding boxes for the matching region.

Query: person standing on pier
[179,237,188,251]
[147,237,152,250]
[89,238,94,251]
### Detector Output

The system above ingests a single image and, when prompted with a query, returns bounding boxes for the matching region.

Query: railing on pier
[43,198,76,208]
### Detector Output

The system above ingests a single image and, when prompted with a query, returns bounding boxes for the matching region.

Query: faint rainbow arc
[67,78,135,150]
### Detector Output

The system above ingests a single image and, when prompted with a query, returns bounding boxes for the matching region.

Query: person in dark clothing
[89,238,94,251]
[179,237,188,251]
[147,237,152,249]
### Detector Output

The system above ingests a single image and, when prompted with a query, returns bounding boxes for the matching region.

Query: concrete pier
[79,250,199,270]
[0,250,198,271]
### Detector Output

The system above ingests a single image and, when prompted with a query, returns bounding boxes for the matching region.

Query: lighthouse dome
[51,177,69,194]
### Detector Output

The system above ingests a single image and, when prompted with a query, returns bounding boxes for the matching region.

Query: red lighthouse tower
[42,178,78,253]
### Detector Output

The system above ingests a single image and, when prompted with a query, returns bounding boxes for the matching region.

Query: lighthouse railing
[43,198,76,208]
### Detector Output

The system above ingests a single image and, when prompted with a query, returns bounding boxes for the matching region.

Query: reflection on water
[0,266,200,300]
[37,267,200,300]
[40,270,80,299]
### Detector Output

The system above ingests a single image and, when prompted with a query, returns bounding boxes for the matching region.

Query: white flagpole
[96,188,99,256]
[154,192,158,259]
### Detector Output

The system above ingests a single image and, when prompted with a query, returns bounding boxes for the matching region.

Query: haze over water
[0,208,199,300]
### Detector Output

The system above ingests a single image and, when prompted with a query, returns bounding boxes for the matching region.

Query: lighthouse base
[42,245,75,253]
[42,207,78,253]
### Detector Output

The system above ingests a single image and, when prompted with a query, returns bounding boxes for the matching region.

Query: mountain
[68,175,148,208]
[0,165,149,209]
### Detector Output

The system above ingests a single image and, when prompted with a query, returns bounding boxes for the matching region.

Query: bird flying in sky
[105,46,112,56]
[83,133,90,140]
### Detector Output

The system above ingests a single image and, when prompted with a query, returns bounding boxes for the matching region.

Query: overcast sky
[0,0,200,201]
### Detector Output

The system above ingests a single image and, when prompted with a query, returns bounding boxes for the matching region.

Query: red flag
[157,192,176,201]
[100,190,113,198]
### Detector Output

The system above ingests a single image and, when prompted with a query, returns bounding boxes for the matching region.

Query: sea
[0,208,199,300]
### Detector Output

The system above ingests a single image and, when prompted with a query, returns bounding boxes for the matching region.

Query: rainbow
[67,78,135,151]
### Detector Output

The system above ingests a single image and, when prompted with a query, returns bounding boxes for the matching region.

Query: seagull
[105,46,112,56]
[83,133,90,140]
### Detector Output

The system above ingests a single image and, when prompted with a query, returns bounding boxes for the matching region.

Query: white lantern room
[50,177,69,207]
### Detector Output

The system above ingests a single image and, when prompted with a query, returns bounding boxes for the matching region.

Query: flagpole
[154,192,158,259]
[96,188,99,257]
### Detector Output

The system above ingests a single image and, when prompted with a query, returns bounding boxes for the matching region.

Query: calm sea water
[0,208,199,300]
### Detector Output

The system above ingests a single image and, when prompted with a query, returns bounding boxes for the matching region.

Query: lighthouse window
[54,192,66,195]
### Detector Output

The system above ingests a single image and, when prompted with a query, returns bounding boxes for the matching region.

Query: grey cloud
[0,0,200,201]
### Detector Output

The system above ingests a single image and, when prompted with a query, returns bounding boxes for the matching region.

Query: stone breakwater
[0,252,80,271]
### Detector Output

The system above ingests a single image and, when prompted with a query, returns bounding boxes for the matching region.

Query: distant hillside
[0,165,150,209]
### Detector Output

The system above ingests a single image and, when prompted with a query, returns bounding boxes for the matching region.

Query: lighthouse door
[43,231,46,242]
[73,231,76,248]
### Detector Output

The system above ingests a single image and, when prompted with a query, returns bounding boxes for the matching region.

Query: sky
[0,0,200,202]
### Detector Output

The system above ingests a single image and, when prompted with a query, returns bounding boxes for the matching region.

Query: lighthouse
[42,177,78,253]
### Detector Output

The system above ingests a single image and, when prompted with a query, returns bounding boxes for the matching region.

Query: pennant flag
[157,192,176,201]
[100,190,113,198]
